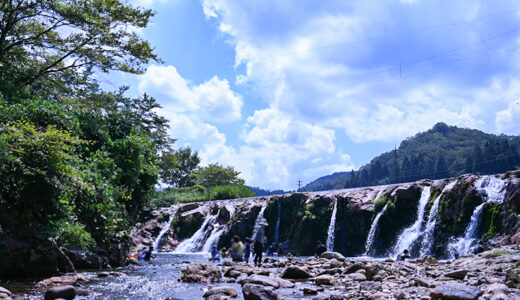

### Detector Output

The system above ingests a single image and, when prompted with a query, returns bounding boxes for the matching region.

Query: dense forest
[303,123,520,191]
[0,0,249,276]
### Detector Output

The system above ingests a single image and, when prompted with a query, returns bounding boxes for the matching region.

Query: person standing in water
[244,237,252,264]
[315,241,326,257]
[397,249,411,261]
[209,245,220,261]
[138,246,154,261]
[254,219,268,267]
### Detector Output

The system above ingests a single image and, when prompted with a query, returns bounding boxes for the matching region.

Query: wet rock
[44,285,76,300]
[368,292,392,300]
[36,274,88,289]
[242,283,277,300]
[179,263,222,283]
[411,277,431,287]
[359,281,382,291]
[97,272,110,278]
[422,255,438,265]
[303,287,319,295]
[0,286,13,299]
[280,265,310,279]
[444,269,469,280]
[320,252,345,261]
[203,286,238,298]
[347,273,366,281]
[430,283,483,300]
[315,275,337,286]
[241,275,293,288]
[345,262,365,274]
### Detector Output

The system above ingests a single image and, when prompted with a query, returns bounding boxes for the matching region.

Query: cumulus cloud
[139,65,242,123]
[201,0,520,142]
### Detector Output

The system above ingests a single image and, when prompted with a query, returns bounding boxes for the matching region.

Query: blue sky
[110,0,520,190]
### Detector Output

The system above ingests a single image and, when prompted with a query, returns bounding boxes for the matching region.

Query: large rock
[320,252,345,261]
[0,233,75,279]
[444,269,469,280]
[44,285,76,300]
[280,266,310,279]
[36,274,88,290]
[242,283,277,300]
[179,263,222,283]
[241,275,294,288]
[0,286,13,299]
[62,248,109,270]
[315,274,338,286]
[430,283,483,300]
[203,286,238,298]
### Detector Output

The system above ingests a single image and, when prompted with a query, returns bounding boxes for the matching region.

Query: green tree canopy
[0,0,158,97]
[159,147,200,188]
[194,163,245,188]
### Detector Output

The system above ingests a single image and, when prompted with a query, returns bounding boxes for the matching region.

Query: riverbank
[2,245,519,299]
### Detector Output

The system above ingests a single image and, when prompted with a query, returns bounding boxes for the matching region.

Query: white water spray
[326,200,338,252]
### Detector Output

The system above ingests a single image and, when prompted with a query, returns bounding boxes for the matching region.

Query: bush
[210,185,255,200]
[53,220,96,249]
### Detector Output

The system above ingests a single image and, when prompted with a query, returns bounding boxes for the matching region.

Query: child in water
[244,237,252,264]
[209,245,220,261]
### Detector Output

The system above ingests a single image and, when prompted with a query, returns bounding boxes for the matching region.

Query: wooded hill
[302,122,520,191]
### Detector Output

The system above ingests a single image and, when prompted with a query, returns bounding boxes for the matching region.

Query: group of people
[209,218,270,266]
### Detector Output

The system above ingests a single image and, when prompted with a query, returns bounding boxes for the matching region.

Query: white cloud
[139,65,242,123]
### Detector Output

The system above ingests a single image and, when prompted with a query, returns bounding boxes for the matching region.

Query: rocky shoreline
[181,246,520,300]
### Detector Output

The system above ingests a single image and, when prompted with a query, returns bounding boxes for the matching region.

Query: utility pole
[394,146,398,183]
[297,179,302,192]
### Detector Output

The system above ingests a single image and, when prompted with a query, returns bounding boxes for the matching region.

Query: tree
[159,147,200,188]
[193,163,245,187]
[0,0,158,96]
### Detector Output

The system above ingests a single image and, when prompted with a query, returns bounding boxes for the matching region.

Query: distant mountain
[301,172,350,192]
[247,186,288,196]
[302,122,520,191]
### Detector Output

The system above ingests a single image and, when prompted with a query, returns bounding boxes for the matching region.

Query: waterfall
[201,203,236,252]
[392,186,431,256]
[419,181,456,257]
[174,213,216,254]
[326,200,338,252]
[448,176,506,256]
[152,212,176,251]
[274,198,281,243]
[252,203,267,240]
[364,203,388,256]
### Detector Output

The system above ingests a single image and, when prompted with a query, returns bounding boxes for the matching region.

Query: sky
[106,0,520,190]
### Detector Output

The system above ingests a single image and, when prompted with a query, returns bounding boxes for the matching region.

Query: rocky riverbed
[5,245,519,299]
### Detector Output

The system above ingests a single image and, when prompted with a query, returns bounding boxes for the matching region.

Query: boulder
[320,252,345,261]
[242,283,277,300]
[430,283,483,300]
[36,274,88,289]
[315,275,337,286]
[347,273,366,281]
[411,277,431,287]
[62,248,108,270]
[179,263,222,283]
[359,281,382,291]
[44,285,76,300]
[280,266,310,279]
[303,286,319,295]
[345,262,365,274]
[0,286,13,299]
[422,255,438,265]
[444,269,469,280]
[203,286,238,298]
[241,275,294,288]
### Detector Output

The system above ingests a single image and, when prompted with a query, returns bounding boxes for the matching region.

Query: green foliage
[52,220,96,249]
[483,250,512,258]
[210,185,255,200]
[194,163,245,187]
[373,196,388,214]
[0,0,158,98]
[159,147,200,187]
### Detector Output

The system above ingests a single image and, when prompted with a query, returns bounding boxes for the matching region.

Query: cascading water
[326,200,338,251]
[419,181,456,257]
[392,186,431,256]
[174,213,216,254]
[201,204,236,252]
[252,203,267,240]
[153,212,176,251]
[448,176,506,256]
[274,198,281,243]
[364,203,388,256]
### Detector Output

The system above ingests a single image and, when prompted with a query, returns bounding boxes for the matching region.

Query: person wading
[254,218,268,267]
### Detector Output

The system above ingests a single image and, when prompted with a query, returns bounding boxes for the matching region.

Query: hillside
[302,122,520,191]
